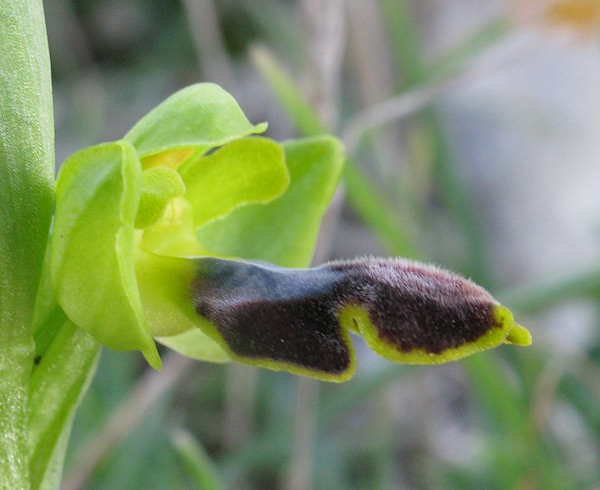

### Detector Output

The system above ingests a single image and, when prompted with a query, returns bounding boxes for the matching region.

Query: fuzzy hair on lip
[190,257,530,378]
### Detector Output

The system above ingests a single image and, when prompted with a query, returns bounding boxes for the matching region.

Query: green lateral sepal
[51,141,161,369]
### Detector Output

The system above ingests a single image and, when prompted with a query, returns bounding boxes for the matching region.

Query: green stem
[0,1,54,487]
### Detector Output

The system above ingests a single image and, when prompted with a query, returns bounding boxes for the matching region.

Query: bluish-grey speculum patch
[193,258,351,373]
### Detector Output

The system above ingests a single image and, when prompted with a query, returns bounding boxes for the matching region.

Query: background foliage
[46,1,600,488]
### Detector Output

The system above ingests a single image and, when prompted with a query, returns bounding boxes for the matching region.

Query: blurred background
[46,0,600,488]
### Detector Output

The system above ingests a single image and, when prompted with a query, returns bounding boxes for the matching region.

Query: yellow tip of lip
[505,324,532,346]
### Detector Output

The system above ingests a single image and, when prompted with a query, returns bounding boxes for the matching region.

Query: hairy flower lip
[187,257,532,379]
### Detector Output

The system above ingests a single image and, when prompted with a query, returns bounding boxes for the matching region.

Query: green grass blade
[172,429,224,490]
[498,265,600,314]
[251,46,326,137]
[342,162,419,257]
[251,46,418,257]
[378,0,488,281]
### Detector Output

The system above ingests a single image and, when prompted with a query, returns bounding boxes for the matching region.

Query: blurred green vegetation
[50,0,600,488]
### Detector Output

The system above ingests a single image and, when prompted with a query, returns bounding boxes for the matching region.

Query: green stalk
[0,1,54,487]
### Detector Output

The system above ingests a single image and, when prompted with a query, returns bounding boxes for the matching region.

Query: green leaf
[196,135,344,267]
[29,320,100,490]
[0,0,54,484]
[135,167,186,229]
[51,141,160,369]
[32,241,61,338]
[124,83,267,168]
[179,137,289,228]
[29,247,101,489]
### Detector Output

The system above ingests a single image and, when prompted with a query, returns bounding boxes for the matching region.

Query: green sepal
[156,328,230,363]
[135,167,186,229]
[124,83,267,169]
[51,141,161,369]
[197,135,344,267]
[179,137,289,228]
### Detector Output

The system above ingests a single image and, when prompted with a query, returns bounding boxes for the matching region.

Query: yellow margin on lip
[190,302,530,382]
[338,303,532,366]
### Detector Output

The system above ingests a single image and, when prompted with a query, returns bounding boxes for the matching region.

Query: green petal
[51,141,160,369]
[196,135,344,267]
[124,83,267,169]
[179,137,289,228]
